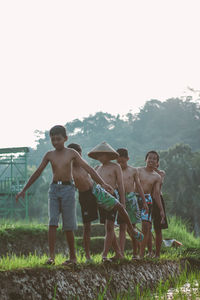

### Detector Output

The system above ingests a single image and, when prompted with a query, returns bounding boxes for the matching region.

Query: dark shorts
[152,195,168,230]
[98,189,119,224]
[48,182,77,231]
[98,206,117,224]
[79,189,98,223]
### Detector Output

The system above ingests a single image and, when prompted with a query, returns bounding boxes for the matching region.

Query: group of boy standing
[16,125,168,266]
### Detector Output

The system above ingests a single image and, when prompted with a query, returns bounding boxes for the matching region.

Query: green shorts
[92,183,119,211]
[125,192,141,224]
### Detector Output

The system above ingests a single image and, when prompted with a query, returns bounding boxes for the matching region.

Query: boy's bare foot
[146,252,154,258]
[132,255,140,260]
[45,258,55,265]
[109,256,124,262]
[62,259,77,266]
[102,257,112,263]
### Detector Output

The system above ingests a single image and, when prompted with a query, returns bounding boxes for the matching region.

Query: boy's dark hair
[49,125,67,138]
[116,148,128,158]
[145,150,160,162]
[68,143,82,154]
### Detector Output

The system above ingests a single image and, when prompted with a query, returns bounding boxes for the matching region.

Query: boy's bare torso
[95,162,118,189]
[136,167,161,194]
[46,148,74,182]
[121,166,137,193]
[72,164,93,192]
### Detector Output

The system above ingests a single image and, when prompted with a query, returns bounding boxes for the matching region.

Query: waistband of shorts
[52,180,73,185]
[135,192,151,197]
[125,191,136,197]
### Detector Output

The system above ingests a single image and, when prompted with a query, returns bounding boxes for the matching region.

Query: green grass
[0,251,110,271]
[0,215,200,269]
[96,269,200,299]
[162,216,200,249]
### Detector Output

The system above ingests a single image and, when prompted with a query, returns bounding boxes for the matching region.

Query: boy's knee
[116,202,124,213]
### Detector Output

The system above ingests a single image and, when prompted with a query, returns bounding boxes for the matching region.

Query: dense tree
[160,144,200,235]
[9,98,200,232]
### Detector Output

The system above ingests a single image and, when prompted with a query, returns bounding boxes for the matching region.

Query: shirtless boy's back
[68,143,98,262]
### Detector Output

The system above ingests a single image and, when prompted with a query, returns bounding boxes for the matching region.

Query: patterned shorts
[92,183,119,211]
[135,193,152,223]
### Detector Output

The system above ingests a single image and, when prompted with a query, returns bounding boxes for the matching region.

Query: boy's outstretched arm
[16,154,49,202]
[74,154,114,194]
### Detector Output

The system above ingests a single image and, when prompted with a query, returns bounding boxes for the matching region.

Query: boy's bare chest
[97,166,115,181]
[50,155,71,169]
[123,169,134,184]
[139,171,156,190]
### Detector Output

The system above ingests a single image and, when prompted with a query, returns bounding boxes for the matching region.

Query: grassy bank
[0,215,199,271]
[96,269,200,300]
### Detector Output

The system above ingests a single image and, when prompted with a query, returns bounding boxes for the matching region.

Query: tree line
[23,98,200,235]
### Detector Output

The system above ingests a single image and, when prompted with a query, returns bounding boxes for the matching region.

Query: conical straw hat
[88,141,119,160]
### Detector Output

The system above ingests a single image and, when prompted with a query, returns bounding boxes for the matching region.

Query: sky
[0,0,200,149]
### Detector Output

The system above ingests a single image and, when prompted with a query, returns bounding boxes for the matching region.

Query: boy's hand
[160,209,165,224]
[16,191,26,202]
[102,183,114,195]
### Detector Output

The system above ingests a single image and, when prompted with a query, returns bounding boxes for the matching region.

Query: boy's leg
[47,183,60,263]
[127,224,140,257]
[48,225,57,260]
[83,222,91,260]
[155,228,162,257]
[102,219,115,258]
[79,190,98,261]
[119,223,127,256]
[140,220,151,258]
[116,203,143,241]
[60,184,77,264]
[65,230,77,262]
[102,219,122,259]
[147,231,153,256]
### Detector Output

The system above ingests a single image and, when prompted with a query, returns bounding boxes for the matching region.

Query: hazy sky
[0,0,199,149]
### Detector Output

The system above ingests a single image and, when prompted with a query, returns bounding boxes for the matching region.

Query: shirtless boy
[16,125,112,265]
[136,151,165,258]
[152,160,168,257]
[67,143,98,262]
[116,148,148,258]
[88,142,143,262]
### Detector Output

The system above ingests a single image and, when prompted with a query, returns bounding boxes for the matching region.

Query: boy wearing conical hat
[88,142,143,261]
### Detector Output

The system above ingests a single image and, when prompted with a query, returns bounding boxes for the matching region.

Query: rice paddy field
[0,216,200,299]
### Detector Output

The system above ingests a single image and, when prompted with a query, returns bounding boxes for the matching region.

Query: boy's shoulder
[46,147,77,158]
[109,161,120,168]
[136,166,145,172]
